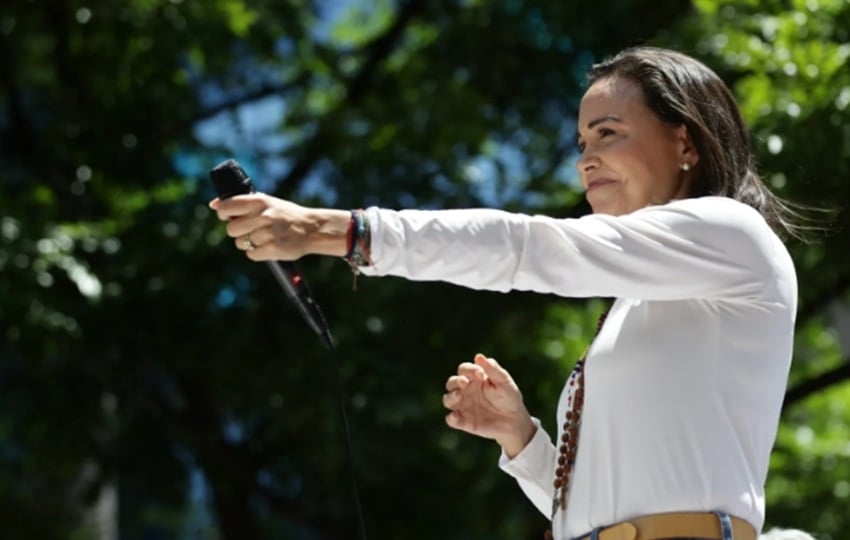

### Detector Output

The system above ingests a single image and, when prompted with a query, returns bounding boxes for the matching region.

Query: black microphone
[209,159,335,350]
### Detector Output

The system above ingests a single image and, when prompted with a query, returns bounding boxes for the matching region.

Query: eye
[577,126,615,153]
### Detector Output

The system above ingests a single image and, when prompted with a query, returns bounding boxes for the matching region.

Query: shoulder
[573,196,777,250]
[625,196,792,268]
[628,196,775,241]
[642,196,795,284]
[634,196,764,224]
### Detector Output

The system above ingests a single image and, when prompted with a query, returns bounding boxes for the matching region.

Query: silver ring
[243,238,256,251]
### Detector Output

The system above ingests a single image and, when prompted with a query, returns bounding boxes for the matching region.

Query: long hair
[586,46,810,240]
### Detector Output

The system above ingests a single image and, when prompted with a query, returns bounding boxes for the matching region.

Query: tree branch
[175,72,313,136]
[0,29,39,172]
[797,275,850,323]
[43,0,77,91]
[780,272,850,413]
[273,0,429,198]
[143,367,334,539]
[782,358,850,412]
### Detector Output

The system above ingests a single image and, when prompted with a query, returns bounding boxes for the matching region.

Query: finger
[474,353,511,384]
[445,375,469,392]
[209,197,221,210]
[442,390,462,409]
[225,214,275,238]
[215,194,267,221]
[235,235,256,252]
[244,241,293,262]
[245,226,275,247]
[244,243,271,262]
[445,411,468,431]
[457,362,485,381]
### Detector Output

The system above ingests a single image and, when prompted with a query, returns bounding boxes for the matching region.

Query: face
[576,76,697,216]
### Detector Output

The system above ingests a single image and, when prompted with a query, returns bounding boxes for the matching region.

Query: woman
[210,47,798,540]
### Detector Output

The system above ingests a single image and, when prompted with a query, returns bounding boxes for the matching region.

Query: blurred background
[1,0,848,539]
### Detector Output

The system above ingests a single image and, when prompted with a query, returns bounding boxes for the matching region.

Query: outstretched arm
[211,195,785,303]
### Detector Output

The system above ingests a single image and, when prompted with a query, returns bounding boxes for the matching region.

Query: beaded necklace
[544,305,612,540]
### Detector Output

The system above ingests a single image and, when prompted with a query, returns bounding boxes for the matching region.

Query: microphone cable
[209,160,368,540]
[325,341,369,540]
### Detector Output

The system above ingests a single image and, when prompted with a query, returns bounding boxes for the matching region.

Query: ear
[676,124,699,167]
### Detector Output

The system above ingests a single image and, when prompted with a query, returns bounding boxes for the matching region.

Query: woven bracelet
[343,209,372,290]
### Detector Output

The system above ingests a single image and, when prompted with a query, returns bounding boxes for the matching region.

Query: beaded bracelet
[343,208,372,290]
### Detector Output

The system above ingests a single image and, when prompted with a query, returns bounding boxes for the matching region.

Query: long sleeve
[497,418,557,518]
[359,197,785,302]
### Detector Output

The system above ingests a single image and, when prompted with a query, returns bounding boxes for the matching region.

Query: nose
[576,149,601,177]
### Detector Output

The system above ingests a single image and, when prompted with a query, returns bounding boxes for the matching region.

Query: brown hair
[586,46,806,239]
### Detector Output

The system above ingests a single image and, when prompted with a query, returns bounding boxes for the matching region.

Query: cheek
[614,147,657,193]
[625,145,679,195]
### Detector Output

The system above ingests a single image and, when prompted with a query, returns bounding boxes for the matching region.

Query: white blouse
[360,196,797,539]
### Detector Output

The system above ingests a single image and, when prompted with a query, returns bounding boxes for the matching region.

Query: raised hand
[442,353,537,458]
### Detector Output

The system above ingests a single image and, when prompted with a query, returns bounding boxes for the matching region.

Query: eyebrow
[577,115,624,138]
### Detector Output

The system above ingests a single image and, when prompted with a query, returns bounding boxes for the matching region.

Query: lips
[586,178,617,192]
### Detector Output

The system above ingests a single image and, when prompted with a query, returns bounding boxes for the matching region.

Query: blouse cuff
[498,417,552,479]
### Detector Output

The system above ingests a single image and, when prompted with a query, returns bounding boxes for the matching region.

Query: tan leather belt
[576,512,757,540]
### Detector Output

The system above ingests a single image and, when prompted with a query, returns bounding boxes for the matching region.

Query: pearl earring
[681,163,691,171]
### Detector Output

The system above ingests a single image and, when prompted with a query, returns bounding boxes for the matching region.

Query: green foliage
[1,1,848,539]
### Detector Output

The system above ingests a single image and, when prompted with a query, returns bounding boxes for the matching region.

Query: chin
[589,197,646,216]
[588,203,625,217]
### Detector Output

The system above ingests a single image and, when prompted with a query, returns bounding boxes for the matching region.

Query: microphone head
[209,159,255,199]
